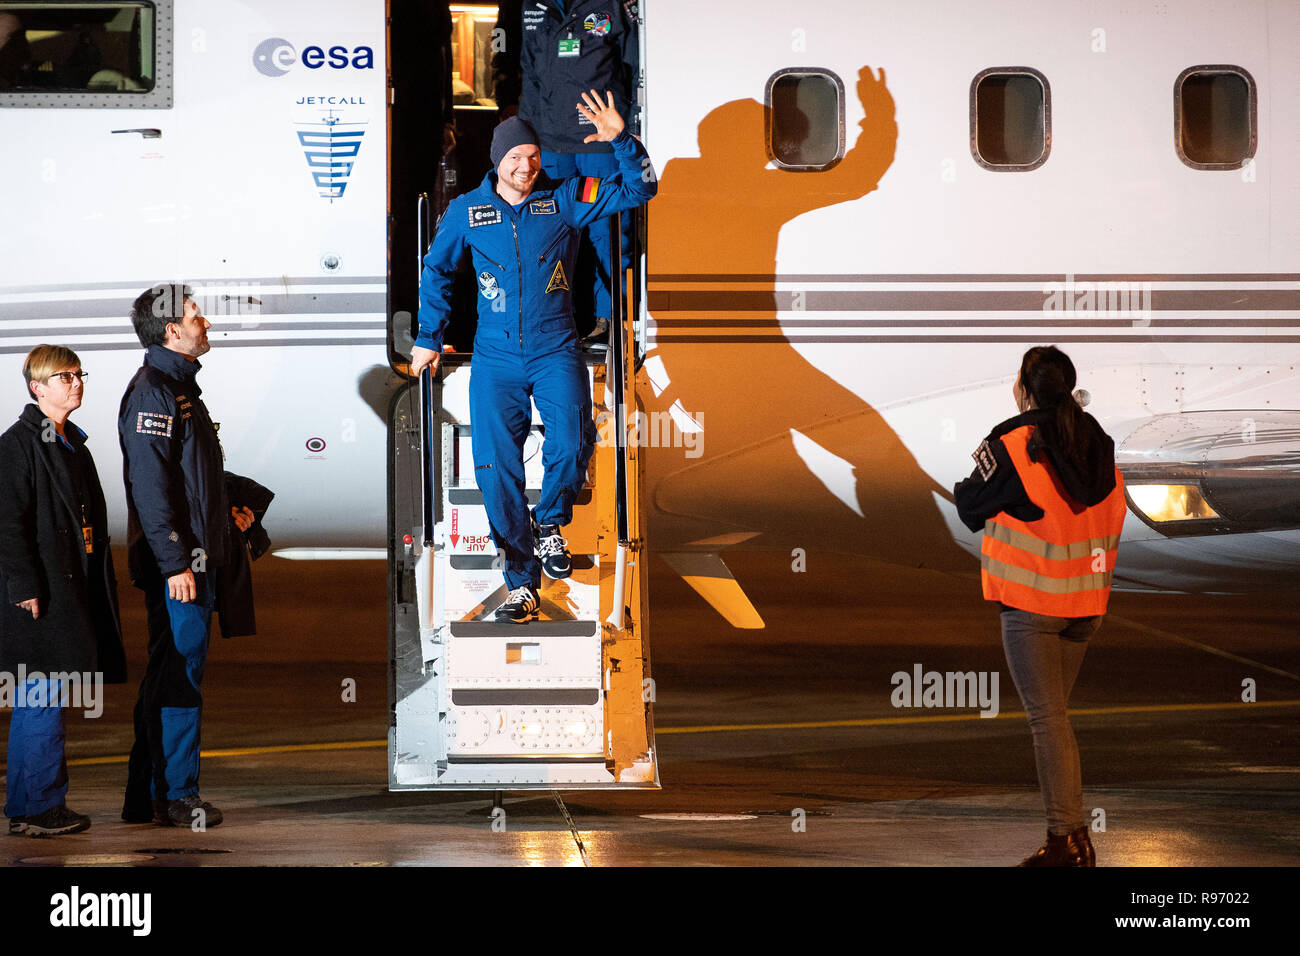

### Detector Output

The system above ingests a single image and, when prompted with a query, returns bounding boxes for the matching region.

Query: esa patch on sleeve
[137,411,174,437]
[578,177,601,203]
[972,439,997,480]
[468,204,503,227]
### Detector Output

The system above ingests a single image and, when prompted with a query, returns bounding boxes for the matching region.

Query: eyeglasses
[45,371,89,385]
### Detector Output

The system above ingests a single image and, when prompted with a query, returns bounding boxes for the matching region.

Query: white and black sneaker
[535,523,572,580]
[494,585,540,624]
[22,805,91,837]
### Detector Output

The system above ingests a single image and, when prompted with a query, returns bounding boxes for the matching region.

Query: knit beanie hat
[490,116,540,166]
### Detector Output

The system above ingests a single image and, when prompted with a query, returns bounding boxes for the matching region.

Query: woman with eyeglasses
[0,345,126,837]
[954,346,1127,866]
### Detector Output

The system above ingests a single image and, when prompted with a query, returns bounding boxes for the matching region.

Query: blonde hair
[23,345,81,397]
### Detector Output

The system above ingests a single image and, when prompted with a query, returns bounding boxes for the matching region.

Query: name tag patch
[973,439,997,480]
[137,411,173,437]
[468,204,502,227]
[529,198,557,215]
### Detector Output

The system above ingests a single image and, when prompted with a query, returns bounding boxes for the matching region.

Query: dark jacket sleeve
[953,434,1045,532]
[121,384,194,577]
[416,199,469,352]
[559,128,657,228]
[491,0,523,109]
[619,1,640,123]
[0,430,42,603]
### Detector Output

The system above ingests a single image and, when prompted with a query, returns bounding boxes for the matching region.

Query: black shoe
[23,805,91,837]
[162,794,223,829]
[494,586,540,624]
[121,797,164,824]
[535,523,572,580]
[7,817,26,836]
[1018,826,1096,867]
[583,316,609,345]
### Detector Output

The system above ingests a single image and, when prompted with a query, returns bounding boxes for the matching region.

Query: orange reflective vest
[981,424,1126,617]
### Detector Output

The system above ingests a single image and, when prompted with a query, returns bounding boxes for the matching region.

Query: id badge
[558,36,580,57]
[82,525,94,555]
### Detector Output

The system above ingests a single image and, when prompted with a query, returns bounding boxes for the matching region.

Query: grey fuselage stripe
[0,293,388,323]
[647,273,1300,283]
[644,334,1300,344]
[647,290,1300,313]
[0,338,384,355]
[0,276,387,295]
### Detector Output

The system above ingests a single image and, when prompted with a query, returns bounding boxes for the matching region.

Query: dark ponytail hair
[1020,345,1096,474]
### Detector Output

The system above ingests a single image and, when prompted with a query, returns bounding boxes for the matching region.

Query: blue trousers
[1000,608,1102,835]
[541,150,634,324]
[125,573,214,805]
[4,679,69,818]
[469,345,596,590]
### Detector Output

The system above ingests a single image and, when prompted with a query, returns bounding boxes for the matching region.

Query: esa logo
[252,37,375,77]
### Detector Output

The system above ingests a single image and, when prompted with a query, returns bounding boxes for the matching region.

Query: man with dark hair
[118,284,253,828]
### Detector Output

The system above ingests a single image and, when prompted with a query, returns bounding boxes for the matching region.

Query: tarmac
[2,548,1298,868]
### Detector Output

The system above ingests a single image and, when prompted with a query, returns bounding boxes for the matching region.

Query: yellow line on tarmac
[23,698,1296,771]
[654,698,1300,735]
[56,739,386,769]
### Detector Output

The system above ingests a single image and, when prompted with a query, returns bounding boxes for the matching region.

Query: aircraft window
[1175,66,1256,169]
[765,69,845,170]
[970,67,1050,171]
[450,3,499,108]
[0,0,170,108]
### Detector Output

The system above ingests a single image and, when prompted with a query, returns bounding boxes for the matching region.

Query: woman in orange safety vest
[954,346,1126,867]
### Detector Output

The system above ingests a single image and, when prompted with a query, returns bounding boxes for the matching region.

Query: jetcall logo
[252,37,375,77]
[296,113,367,202]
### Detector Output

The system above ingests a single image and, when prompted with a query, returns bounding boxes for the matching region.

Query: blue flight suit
[118,345,227,804]
[417,127,657,590]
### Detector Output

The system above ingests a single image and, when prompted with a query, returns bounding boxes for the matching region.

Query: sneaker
[8,817,26,836]
[535,522,572,580]
[162,794,223,829]
[23,805,91,837]
[494,585,540,624]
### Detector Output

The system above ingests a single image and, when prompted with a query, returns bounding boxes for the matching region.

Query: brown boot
[1018,826,1096,867]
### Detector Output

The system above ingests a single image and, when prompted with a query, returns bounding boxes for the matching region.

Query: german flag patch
[578,176,601,203]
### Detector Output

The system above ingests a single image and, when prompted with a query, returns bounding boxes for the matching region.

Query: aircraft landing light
[1128,484,1219,522]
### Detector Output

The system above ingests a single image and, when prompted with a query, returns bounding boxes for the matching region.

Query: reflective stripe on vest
[980,424,1126,617]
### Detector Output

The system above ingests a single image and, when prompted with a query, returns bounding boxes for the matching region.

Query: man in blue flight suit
[492,0,640,339]
[411,91,656,623]
[118,284,254,827]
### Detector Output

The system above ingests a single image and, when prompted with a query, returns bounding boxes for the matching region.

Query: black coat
[0,404,127,682]
[216,472,274,639]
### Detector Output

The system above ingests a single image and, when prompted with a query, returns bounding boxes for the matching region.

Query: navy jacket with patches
[495,0,639,154]
[416,127,656,356]
[118,345,230,583]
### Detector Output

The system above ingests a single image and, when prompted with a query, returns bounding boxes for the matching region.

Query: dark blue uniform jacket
[504,0,640,153]
[118,345,230,584]
[416,127,656,355]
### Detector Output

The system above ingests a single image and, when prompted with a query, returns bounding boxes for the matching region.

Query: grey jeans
[999,607,1103,835]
